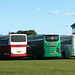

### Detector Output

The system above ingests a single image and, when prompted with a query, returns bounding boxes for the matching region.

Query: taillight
[44,49,45,54]
[60,49,61,54]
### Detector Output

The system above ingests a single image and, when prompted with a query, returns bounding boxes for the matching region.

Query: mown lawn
[0,58,75,75]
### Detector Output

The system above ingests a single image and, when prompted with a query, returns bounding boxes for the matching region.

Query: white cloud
[63,12,75,16]
[48,10,59,14]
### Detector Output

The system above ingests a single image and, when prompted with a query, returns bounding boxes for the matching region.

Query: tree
[11,30,37,36]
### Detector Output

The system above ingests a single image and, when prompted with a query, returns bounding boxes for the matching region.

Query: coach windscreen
[11,35,26,42]
[45,35,59,41]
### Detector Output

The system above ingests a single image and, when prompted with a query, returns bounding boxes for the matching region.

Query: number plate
[17,51,21,53]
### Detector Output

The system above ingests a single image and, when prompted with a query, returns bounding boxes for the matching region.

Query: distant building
[71,23,75,34]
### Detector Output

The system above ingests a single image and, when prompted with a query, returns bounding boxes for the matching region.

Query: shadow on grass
[0,56,75,61]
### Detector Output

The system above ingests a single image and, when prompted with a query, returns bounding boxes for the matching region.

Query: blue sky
[0,0,75,35]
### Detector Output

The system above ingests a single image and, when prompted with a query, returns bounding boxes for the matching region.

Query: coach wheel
[34,55,37,59]
[62,52,66,58]
[33,54,38,60]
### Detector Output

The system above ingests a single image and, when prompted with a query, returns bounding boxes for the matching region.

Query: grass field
[0,58,75,75]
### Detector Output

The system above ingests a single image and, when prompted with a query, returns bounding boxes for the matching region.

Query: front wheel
[32,54,39,60]
[62,52,68,59]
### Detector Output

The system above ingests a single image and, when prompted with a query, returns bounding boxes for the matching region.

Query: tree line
[11,30,37,36]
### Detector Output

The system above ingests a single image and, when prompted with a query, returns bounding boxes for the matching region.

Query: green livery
[27,34,61,59]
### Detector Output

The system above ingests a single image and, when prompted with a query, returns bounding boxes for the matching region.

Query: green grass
[0,58,75,75]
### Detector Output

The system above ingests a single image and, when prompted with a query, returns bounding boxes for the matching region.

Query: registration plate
[17,51,21,53]
[51,53,55,54]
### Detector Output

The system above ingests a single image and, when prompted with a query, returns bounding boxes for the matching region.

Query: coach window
[62,40,71,44]
[67,40,71,44]
[0,39,8,44]
[11,35,26,42]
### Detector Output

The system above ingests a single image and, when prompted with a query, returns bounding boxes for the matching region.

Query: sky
[0,0,75,35]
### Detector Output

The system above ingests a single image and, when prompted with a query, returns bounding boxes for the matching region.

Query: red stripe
[10,45,27,47]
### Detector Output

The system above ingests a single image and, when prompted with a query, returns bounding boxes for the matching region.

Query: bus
[60,34,75,58]
[0,34,27,59]
[27,34,61,59]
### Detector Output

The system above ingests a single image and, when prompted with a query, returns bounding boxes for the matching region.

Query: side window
[4,39,9,44]
[0,39,9,44]
[67,40,71,44]
[62,40,71,44]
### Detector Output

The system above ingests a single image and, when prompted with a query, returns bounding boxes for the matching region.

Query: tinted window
[0,39,8,44]
[11,35,26,42]
[45,35,59,41]
[62,40,71,44]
